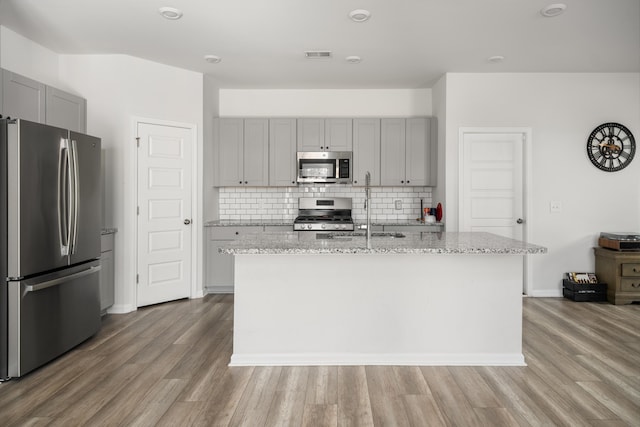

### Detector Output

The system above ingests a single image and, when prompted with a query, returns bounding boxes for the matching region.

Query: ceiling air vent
[305,51,332,59]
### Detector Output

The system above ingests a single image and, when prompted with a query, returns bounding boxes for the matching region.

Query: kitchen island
[221,231,546,367]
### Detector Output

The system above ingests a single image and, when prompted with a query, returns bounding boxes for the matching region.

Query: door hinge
[136,274,139,284]
[137,206,140,215]
[136,137,140,147]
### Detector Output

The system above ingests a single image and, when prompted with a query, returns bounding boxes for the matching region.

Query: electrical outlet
[550,200,562,213]
[395,200,402,210]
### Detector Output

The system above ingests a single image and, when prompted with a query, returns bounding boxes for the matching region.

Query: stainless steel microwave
[296,151,352,184]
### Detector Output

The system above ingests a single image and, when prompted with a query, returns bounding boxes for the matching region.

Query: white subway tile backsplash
[218,186,434,221]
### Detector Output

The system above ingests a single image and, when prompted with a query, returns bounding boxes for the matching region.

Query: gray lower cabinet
[206,226,263,292]
[99,233,115,314]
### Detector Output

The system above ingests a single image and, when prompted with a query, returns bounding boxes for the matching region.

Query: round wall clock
[586,122,636,172]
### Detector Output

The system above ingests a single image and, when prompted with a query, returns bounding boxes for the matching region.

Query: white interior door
[460,132,524,239]
[137,122,193,307]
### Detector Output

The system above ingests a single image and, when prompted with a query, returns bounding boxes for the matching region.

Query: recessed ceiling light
[159,7,183,20]
[349,9,371,22]
[540,3,566,17]
[204,55,221,64]
[488,55,505,63]
[346,56,362,64]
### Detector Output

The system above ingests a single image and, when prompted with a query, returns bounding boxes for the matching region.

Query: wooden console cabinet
[594,247,640,305]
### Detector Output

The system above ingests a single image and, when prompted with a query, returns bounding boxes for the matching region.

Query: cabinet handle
[407,180,410,184]
[401,180,404,184]
[354,181,358,184]
[239,181,242,184]
[244,181,248,184]
[634,268,639,273]
[632,283,640,288]
[235,231,239,235]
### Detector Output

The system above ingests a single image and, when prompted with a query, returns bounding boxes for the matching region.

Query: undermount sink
[317,231,406,239]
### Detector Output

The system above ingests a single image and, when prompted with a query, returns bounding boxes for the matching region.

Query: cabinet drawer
[210,226,263,240]
[621,263,640,277]
[620,278,640,292]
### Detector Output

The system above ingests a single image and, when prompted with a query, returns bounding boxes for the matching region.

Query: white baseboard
[529,290,563,297]
[205,285,234,294]
[229,353,526,367]
[107,304,137,314]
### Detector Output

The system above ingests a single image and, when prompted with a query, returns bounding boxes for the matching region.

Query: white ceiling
[0,0,638,89]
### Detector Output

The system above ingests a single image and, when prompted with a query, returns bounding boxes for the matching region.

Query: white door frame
[128,117,201,309]
[458,127,533,295]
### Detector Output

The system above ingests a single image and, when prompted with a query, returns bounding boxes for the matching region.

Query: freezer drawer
[7,260,101,377]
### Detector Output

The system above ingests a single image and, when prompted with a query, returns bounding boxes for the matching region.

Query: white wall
[219,89,431,117]
[59,54,204,312]
[443,73,640,296]
[0,26,60,88]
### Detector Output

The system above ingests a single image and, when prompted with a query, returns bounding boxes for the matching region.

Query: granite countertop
[205,219,292,227]
[101,228,118,235]
[220,231,547,255]
[206,219,444,228]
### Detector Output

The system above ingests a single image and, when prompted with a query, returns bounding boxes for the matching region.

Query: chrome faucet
[365,171,372,249]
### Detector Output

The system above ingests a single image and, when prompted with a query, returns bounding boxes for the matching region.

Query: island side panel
[231,253,524,366]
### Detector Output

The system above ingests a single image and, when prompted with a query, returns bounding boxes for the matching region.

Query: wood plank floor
[1,295,638,426]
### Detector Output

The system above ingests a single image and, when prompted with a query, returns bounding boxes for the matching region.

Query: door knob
[184,219,191,225]
[516,218,524,224]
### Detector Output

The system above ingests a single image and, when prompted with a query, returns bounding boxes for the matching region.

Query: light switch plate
[550,201,562,213]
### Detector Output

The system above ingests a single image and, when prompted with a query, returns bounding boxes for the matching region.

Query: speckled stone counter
[228,231,546,367]
[205,219,292,227]
[220,231,547,255]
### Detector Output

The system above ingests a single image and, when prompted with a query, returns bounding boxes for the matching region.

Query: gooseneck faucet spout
[365,171,372,249]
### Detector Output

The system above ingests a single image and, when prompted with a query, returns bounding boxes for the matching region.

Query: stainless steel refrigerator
[0,118,102,379]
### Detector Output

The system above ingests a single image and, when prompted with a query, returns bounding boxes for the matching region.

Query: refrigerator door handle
[57,139,71,256]
[23,265,101,293]
[69,139,80,254]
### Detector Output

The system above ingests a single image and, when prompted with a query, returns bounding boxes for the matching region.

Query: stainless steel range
[293,197,354,231]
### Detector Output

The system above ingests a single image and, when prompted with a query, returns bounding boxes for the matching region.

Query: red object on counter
[435,203,443,222]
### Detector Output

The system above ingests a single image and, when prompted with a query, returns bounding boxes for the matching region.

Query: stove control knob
[321,224,326,229]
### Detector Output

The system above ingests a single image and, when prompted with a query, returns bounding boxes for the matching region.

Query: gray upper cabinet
[215,118,268,186]
[269,118,297,186]
[297,118,352,151]
[381,117,436,186]
[1,68,87,133]
[243,119,269,186]
[297,118,324,151]
[324,118,352,151]
[1,70,45,123]
[45,86,87,133]
[380,118,406,185]
[353,118,380,186]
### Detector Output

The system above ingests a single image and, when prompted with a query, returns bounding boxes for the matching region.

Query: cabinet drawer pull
[633,283,640,288]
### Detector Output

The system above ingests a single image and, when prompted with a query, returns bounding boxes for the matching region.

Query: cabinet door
[353,118,380,186]
[297,118,325,151]
[2,70,45,123]
[99,233,115,313]
[269,118,297,186]
[45,86,87,133]
[325,118,353,151]
[380,118,406,186]
[405,118,430,186]
[216,118,244,186]
[243,119,269,186]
